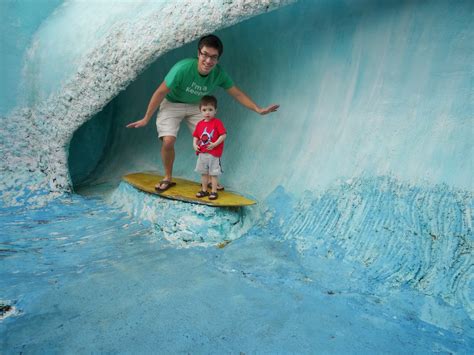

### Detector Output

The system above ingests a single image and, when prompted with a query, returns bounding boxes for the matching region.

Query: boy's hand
[126,118,148,128]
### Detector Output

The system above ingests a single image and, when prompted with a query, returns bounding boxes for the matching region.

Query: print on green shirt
[164,58,234,104]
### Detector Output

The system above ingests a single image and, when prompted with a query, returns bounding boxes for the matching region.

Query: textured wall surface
[1,0,473,352]
[0,0,294,205]
[0,0,62,115]
[66,1,473,322]
[67,0,473,194]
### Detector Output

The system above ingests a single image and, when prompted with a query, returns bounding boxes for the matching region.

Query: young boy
[193,95,227,200]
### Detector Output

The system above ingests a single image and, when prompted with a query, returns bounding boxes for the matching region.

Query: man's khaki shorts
[156,98,202,138]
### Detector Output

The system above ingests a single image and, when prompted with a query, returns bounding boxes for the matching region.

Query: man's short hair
[200,95,218,109]
[198,35,223,57]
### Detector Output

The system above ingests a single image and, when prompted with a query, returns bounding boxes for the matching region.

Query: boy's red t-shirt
[192,117,226,157]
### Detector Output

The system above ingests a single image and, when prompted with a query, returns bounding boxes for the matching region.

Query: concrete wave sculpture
[0,0,472,352]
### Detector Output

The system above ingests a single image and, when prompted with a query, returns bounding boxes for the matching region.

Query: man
[127,34,279,191]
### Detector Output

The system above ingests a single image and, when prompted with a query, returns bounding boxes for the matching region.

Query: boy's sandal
[207,183,225,191]
[196,191,209,198]
[155,180,176,192]
[209,192,218,200]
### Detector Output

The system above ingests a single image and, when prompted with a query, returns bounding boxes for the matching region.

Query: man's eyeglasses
[199,50,219,62]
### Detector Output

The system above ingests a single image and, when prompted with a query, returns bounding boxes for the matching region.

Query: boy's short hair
[198,35,223,57]
[200,95,218,109]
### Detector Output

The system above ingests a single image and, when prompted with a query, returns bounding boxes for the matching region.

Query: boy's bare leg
[210,176,218,193]
[159,136,176,188]
[201,174,209,192]
[208,178,224,190]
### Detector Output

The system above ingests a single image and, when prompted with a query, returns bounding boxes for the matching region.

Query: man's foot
[208,182,224,191]
[209,192,218,200]
[196,191,209,198]
[155,180,176,192]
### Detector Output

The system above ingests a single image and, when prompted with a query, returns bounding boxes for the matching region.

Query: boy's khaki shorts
[156,98,202,138]
[195,153,223,176]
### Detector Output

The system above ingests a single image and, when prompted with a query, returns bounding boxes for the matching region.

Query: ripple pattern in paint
[277,177,473,317]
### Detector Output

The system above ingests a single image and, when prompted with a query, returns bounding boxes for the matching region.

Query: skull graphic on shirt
[199,127,214,149]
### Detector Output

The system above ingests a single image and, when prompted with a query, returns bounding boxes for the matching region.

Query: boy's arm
[126,81,170,128]
[207,134,227,150]
[226,86,279,115]
[193,137,200,151]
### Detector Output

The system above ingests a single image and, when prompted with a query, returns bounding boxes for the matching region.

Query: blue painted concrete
[70,0,473,193]
[1,194,472,352]
[0,0,63,115]
[1,0,473,353]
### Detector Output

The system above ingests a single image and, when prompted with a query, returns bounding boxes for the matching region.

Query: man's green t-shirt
[164,58,234,104]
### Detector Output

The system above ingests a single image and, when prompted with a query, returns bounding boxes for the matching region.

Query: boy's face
[200,104,216,120]
[197,46,219,75]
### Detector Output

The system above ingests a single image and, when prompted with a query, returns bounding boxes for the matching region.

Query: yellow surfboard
[123,172,256,207]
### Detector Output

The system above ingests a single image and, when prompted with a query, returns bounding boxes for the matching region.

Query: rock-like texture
[110,182,253,248]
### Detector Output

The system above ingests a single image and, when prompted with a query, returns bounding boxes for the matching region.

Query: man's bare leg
[159,136,176,189]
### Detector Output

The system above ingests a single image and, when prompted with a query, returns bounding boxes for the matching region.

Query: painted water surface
[1,182,472,352]
[1,0,473,353]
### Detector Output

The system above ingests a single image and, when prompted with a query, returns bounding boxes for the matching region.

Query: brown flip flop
[155,180,176,192]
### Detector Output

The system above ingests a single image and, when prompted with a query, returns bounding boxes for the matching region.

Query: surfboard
[123,172,256,207]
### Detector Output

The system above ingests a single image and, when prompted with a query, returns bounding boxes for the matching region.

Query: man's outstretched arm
[226,86,279,115]
[126,81,171,128]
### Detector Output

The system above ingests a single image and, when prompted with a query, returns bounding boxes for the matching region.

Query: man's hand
[193,143,200,152]
[126,118,149,128]
[126,82,170,128]
[207,142,216,150]
[256,104,280,115]
[226,86,280,116]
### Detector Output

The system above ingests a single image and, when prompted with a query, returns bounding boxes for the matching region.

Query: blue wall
[69,0,473,196]
[2,0,473,349]
[0,0,63,115]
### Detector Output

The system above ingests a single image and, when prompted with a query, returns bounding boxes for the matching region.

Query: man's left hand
[257,104,280,115]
